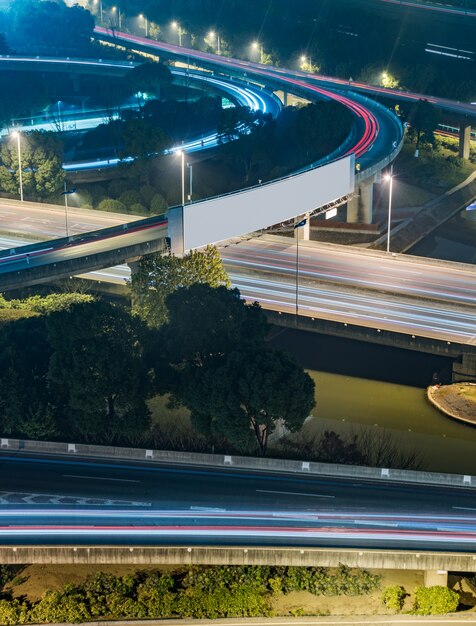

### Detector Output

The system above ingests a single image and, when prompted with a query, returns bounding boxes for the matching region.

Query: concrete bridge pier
[453,353,476,382]
[294,213,310,240]
[424,570,448,587]
[347,178,374,223]
[459,124,472,160]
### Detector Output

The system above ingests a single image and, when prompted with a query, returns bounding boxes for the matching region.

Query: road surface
[1,453,476,549]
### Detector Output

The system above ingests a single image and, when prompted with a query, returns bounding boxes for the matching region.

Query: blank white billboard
[169,155,354,253]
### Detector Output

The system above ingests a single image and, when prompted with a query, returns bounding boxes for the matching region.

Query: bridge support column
[459,124,472,160]
[294,213,310,240]
[452,353,476,382]
[424,570,448,588]
[347,180,373,224]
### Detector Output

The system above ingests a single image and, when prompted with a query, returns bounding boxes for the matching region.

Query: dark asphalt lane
[2,452,476,513]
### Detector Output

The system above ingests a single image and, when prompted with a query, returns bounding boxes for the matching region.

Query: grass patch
[395,138,476,195]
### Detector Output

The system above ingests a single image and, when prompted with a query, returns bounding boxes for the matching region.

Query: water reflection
[270,328,476,474]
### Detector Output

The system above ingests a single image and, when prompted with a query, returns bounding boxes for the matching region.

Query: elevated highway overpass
[1,208,474,380]
[0,444,476,579]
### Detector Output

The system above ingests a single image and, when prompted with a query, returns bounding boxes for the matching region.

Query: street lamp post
[301,54,312,72]
[94,0,103,24]
[11,131,23,202]
[61,184,76,238]
[384,165,394,253]
[209,30,221,54]
[251,41,263,63]
[176,150,185,206]
[294,217,307,324]
[172,21,182,46]
[112,6,122,29]
[139,13,148,37]
[187,162,193,203]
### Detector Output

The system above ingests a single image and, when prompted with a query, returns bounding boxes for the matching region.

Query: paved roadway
[1,453,476,549]
[1,209,475,344]
[0,198,130,240]
[95,27,403,178]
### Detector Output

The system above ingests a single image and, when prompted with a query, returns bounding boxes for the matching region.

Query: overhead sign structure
[168,155,354,254]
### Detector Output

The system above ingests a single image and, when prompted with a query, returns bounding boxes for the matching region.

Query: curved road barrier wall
[169,155,354,253]
[1,435,474,490]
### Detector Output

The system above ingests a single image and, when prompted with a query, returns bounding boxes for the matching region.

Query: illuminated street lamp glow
[111,6,122,29]
[139,13,148,37]
[208,30,221,54]
[10,131,23,202]
[171,21,182,46]
[93,0,103,23]
[251,41,263,62]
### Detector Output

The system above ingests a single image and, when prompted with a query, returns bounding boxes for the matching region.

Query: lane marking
[257,489,335,499]
[63,474,140,483]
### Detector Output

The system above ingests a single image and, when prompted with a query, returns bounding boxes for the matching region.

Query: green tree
[182,348,315,455]
[159,284,267,368]
[47,300,152,441]
[0,316,59,439]
[407,99,438,151]
[218,106,274,182]
[128,61,173,103]
[131,245,230,328]
[119,118,171,185]
[0,130,64,198]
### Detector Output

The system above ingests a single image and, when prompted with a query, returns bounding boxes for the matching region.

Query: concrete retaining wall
[0,545,475,571]
[1,435,475,490]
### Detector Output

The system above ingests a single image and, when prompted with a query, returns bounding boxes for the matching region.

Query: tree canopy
[131,245,231,328]
[182,347,315,455]
[47,300,152,440]
[156,284,315,455]
[0,131,64,198]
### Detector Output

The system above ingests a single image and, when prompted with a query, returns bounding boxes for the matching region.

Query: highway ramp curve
[94,27,404,178]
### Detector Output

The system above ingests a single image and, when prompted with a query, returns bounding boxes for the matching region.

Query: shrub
[150,192,168,214]
[97,198,127,213]
[0,598,30,625]
[130,203,148,215]
[119,189,142,208]
[108,179,131,198]
[413,586,459,615]
[382,585,407,611]
[140,184,157,206]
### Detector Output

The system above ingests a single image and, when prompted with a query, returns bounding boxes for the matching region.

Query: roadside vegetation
[0,565,381,623]
[0,565,468,622]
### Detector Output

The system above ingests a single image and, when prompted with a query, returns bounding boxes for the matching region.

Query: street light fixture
[61,184,76,237]
[111,6,122,29]
[94,0,103,24]
[294,217,307,324]
[384,165,394,253]
[208,30,221,54]
[11,131,23,202]
[251,41,263,62]
[300,54,312,72]
[171,21,182,46]
[139,13,148,37]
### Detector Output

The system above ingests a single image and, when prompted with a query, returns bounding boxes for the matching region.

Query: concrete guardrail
[1,436,475,490]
